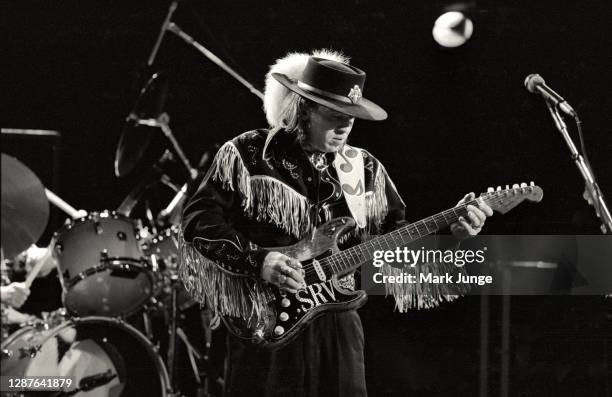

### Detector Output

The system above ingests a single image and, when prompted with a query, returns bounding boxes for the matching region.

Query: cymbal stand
[167,274,213,397]
[166,23,264,101]
[116,150,174,217]
[144,0,263,101]
[176,328,204,391]
[167,273,178,388]
[134,113,198,180]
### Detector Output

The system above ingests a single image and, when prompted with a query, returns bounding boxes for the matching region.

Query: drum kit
[1,4,265,394]
[1,74,217,397]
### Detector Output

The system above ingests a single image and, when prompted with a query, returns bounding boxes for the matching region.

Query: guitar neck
[316,183,543,278]
[323,202,473,276]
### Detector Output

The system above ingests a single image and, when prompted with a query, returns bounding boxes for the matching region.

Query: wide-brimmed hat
[272,57,387,121]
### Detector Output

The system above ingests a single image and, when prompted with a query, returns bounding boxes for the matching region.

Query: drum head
[55,211,153,317]
[64,258,153,317]
[1,317,169,396]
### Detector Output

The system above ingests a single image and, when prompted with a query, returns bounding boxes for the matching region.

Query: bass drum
[1,316,170,396]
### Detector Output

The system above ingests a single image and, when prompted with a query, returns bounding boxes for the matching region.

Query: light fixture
[432,11,474,48]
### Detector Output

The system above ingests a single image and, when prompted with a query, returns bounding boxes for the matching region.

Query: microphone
[524,74,577,118]
[147,1,179,66]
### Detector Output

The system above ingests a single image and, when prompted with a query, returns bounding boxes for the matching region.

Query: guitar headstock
[480,182,543,214]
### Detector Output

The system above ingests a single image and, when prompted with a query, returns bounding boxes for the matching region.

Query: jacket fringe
[187,141,455,319]
[179,236,275,322]
[381,262,469,311]
[209,142,311,239]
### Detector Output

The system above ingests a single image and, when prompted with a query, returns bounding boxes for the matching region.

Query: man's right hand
[0,282,30,308]
[261,252,305,293]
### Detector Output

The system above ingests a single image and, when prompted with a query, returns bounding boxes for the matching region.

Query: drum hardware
[2,316,172,396]
[115,71,169,178]
[165,269,219,397]
[19,344,42,359]
[1,128,61,137]
[164,20,264,101]
[63,258,151,289]
[116,150,175,217]
[161,174,182,193]
[167,273,179,387]
[142,309,155,341]
[92,213,103,235]
[176,327,204,390]
[146,200,159,236]
[1,348,12,359]
[115,68,197,181]
[51,370,119,397]
[151,251,160,271]
[115,72,197,180]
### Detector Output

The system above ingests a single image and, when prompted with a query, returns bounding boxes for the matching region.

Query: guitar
[222,183,543,350]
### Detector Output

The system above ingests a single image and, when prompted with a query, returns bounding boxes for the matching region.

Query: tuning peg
[520,183,527,188]
[497,186,502,191]
[530,181,535,186]
[512,184,520,189]
[506,185,510,190]
[487,187,494,193]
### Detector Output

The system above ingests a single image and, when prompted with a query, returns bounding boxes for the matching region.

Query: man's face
[304,104,355,153]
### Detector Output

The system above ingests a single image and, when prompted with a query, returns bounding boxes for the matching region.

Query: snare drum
[1,316,170,396]
[54,211,154,317]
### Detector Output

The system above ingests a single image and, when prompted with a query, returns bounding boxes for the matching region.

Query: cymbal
[1,153,49,258]
[115,72,169,177]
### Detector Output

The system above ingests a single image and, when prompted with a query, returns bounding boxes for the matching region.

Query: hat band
[297,81,355,105]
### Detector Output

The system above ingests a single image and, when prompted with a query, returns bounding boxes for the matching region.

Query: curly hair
[263,49,350,132]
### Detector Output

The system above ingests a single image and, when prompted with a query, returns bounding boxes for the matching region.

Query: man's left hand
[450,192,493,240]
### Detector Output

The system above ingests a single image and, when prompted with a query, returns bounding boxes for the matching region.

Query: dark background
[2,1,611,396]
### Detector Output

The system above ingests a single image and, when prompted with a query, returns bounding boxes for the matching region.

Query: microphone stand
[545,102,612,233]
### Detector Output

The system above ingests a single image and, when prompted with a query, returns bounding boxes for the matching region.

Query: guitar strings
[300,191,520,278]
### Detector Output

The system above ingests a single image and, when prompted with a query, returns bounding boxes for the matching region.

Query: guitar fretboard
[319,192,506,276]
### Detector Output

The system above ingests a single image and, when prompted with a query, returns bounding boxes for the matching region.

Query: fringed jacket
[180,129,408,318]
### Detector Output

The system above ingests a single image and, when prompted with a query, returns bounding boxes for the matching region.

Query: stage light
[432,11,474,48]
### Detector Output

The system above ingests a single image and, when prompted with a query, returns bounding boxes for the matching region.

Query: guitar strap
[334,145,367,228]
